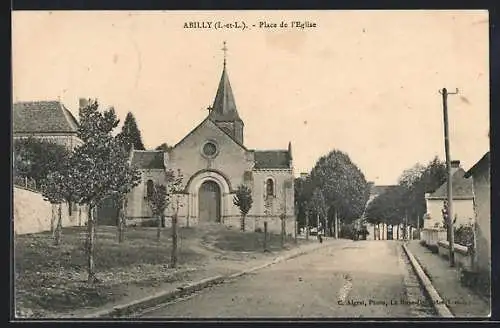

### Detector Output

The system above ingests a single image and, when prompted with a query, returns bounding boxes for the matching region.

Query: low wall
[14,186,88,235]
[421,228,447,246]
[437,240,473,271]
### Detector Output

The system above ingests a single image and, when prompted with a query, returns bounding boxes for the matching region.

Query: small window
[266,178,275,198]
[146,179,154,199]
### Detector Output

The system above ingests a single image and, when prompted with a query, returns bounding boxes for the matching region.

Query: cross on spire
[222,41,228,67]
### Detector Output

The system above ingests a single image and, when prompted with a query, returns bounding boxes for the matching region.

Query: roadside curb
[84,239,338,318]
[401,243,454,318]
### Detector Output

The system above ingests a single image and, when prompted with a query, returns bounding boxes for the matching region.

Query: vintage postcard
[12,10,490,319]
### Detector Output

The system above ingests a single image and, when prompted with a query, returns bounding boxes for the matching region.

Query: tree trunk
[294,216,298,244]
[264,221,268,252]
[186,214,189,228]
[78,207,82,226]
[305,213,309,240]
[334,209,338,239]
[171,214,178,268]
[240,214,246,232]
[281,217,285,248]
[87,206,97,284]
[118,199,125,243]
[397,224,400,240]
[50,204,56,234]
[54,203,63,246]
[157,214,162,242]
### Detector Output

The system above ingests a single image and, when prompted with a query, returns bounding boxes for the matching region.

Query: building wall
[250,169,294,218]
[168,119,254,194]
[166,119,254,221]
[424,198,474,229]
[14,186,88,235]
[472,165,490,273]
[13,133,82,151]
[126,169,167,218]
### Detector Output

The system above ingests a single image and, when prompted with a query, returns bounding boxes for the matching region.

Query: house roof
[131,150,165,169]
[427,168,473,199]
[208,66,242,122]
[464,151,490,178]
[370,185,398,197]
[253,150,291,169]
[13,100,79,134]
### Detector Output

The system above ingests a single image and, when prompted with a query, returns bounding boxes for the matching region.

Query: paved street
[140,240,436,318]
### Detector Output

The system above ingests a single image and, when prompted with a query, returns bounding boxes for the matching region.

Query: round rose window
[202,142,217,157]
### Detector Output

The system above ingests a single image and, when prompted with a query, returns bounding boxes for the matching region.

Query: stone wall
[13,186,88,235]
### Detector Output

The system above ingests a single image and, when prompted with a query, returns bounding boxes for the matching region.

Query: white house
[424,160,474,229]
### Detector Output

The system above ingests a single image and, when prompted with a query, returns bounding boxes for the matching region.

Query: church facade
[125,61,295,234]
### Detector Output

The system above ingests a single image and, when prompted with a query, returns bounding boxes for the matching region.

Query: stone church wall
[250,169,295,218]
[167,119,254,195]
[126,169,167,219]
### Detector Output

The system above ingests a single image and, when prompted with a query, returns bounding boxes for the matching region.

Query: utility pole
[440,87,459,267]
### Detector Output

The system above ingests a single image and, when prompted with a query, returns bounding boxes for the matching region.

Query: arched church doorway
[198,180,221,223]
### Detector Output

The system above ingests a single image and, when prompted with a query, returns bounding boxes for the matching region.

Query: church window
[202,141,218,158]
[266,178,275,198]
[146,179,154,199]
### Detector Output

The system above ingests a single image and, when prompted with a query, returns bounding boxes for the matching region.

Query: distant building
[13,100,82,150]
[364,183,400,240]
[365,184,399,208]
[464,152,490,275]
[424,160,474,229]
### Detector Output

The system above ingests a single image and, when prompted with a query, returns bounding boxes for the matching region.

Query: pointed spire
[209,41,241,122]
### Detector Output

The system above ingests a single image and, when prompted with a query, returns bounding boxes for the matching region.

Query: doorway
[198,180,221,223]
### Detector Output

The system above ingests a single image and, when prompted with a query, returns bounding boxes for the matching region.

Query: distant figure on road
[318,224,323,243]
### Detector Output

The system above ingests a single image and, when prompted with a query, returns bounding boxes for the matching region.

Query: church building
[125,47,295,234]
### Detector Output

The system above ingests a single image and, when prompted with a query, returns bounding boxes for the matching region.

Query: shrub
[427,244,439,254]
[454,223,474,249]
[255,227,263,233]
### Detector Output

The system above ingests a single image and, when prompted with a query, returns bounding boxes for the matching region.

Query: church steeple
[209,41,244,144]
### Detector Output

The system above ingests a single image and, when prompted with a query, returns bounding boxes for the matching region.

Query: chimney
[450,160,461,175]
[79,98,89,109]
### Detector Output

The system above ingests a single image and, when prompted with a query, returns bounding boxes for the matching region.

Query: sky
[12,10,490,185]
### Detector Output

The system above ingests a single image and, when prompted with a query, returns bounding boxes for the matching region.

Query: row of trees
[364,156,447,237]
[294,150,371,238]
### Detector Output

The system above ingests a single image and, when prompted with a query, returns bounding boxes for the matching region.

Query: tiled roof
[254,150,291,169]
[131,151,165,169]
[428,168,473,199]
[13,101,79,133]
